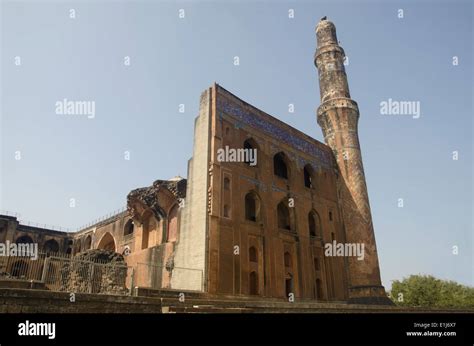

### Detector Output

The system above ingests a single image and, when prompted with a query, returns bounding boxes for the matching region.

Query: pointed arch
[97,232,116,252]
[43,239,59,253]
[249,246,258,263]
[273,152,289,179]
[245,190,261,222]
[304,164,315,188]
[277,201,291,231]
[124,219,134,236]
[15,235,33,244]
[243,138,259,166]
[84,235,92,250]
[308,210,322,237]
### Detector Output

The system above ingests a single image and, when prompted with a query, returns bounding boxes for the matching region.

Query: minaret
[314,18,391,304]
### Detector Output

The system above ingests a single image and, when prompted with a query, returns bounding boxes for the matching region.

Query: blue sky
[1,0,472,290]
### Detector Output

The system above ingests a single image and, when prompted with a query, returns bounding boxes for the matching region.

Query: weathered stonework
[315,18,391,304]
[0,18,392,306]
[59,250,128,295]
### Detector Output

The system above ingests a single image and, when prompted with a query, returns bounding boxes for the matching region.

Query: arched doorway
[43,239,59,253]
[97,232,116,252]
[124,219,134,236]
[273,152,289,179]
[249,271,258,295]
[15,235,33,244]
[84,235,92,250]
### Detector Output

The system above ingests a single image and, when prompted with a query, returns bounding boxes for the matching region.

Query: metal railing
[43,257,133,295]
[0,250,205,295]
[0,211,73,232]
[0,251,134,296]
[0,251,72,281]
[76,206,127,232]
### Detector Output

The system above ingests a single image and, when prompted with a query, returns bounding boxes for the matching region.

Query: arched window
[224,177,230,190]
[15,235,33,244]
[124,219,134,236]
[167,204,178,242]
[84,235,92,250]
[245,192,260,222]
[304,164,314,188]
[277,202,291,230]
[308,211,321,237]
[243,139,258,166]
[66,240,73,254]
[273,152,288,179]
[284,252,292,267]
[43,239,59,253]
[249,271,258,295]
[249,246,257,262]
[98,232,116,252]
[223,205,230,218]
[142,214,157,249]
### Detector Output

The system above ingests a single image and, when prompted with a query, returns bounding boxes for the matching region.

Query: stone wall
[1,288,470,314]
[171,88,212,292]
[0,288,162,313]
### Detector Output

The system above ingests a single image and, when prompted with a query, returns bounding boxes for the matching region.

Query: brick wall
[0,288,162,313]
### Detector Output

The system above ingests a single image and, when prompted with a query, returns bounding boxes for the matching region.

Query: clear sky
[1,0,472,290]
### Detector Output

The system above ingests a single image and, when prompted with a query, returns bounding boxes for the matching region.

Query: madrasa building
[0,18,391,305]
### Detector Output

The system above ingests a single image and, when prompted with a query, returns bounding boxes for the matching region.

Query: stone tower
[314,18,391,304]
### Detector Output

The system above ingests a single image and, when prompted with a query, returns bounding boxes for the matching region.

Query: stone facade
[203,85,347,300]
[0,18,390,305]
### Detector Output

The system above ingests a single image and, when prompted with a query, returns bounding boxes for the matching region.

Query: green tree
[389,275,474,308]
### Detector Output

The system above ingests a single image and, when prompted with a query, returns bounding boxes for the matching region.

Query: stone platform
[0,287,472,314]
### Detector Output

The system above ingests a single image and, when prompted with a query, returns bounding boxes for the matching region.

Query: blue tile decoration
[297,157,325,171]
[240,175,267,192]
[271,183,287,193]
[217,96,332,168]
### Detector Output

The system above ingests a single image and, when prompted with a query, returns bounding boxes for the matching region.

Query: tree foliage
[389,275,474,308]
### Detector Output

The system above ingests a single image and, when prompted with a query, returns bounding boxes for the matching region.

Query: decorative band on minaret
[315,17,392,305]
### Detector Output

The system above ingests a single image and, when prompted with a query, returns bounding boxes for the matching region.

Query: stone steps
[159,297,398,313]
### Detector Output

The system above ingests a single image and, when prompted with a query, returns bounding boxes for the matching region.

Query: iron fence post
[41,257,49,283]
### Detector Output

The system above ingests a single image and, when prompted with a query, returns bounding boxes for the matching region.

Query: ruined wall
[0,215,72,253]
[0,288,163,313]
